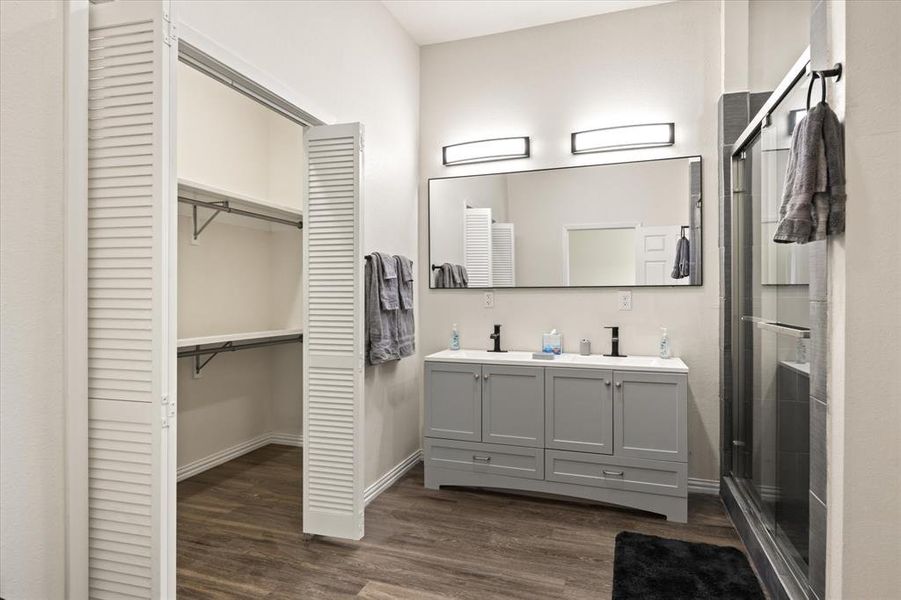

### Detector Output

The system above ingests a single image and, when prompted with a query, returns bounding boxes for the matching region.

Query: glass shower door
[732,79,812,577]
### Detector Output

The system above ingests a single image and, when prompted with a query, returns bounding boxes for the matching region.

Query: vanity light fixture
[442,136,530,166]
[571,123,675,154]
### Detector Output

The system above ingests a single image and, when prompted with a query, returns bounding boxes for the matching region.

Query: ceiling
[381,0,674,46]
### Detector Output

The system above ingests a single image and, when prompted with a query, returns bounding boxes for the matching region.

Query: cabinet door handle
[473,455,491,463]
[615,382,622,388]
[474,373,479,379]
[604,379,611,386]
[603,470,624,477]
[483,374,489,380]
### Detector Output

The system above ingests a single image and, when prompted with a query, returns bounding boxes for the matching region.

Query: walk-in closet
[174,61,304,495]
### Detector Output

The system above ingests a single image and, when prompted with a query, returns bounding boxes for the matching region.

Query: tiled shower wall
[718,90,828,600]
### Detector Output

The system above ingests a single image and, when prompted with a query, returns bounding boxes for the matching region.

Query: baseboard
[176,431,303,482]
[688,477,720,495]
[269,432,304,447]
[364,449,423,506]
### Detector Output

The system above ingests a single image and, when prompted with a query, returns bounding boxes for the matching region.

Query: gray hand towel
[395,255,414,310]
[374,251,399,309]
[671,236,690,279]
[452,264,469,288]
[440,263,454,288]
[394,256,415,358]
[774,102,845,243]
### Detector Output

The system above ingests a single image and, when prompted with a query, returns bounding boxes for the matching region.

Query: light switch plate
[483,291,495,308]
[618,290,632,311]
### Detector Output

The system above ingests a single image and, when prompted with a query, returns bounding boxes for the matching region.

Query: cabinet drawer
[425,438,544,480]
[545,450,686,497]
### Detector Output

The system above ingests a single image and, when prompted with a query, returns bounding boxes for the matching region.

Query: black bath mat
[612,531,765,600]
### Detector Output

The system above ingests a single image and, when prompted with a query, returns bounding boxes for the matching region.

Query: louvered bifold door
[87,1,176,598]
[303,123,365,540]
[464,207,493,287]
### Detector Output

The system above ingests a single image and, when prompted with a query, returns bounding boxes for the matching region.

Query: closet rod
[178,196,303,240]
[178,334,304,375]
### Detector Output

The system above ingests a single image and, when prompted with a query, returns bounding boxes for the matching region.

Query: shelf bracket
[193,341,232,375]
[192,201,228,241]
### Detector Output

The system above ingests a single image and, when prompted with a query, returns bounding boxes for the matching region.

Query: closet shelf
[178,328,303,375]
[178,178,303,240]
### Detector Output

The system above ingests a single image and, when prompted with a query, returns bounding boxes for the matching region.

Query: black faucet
[604,326,626,357]
[488,324,507,353]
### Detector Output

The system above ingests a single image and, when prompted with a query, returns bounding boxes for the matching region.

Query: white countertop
[425,349,688,374]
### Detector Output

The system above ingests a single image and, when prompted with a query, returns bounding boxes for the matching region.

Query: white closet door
[464,207,493,287]
[303,122,365,539]
[87,1,176,598]
[491,223,515,287]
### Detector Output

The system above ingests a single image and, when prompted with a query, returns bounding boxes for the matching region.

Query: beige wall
[826,1,901,597]
[176,216,303,467]
[420,0,723,482]
[0,1,66,598]
[177,61,305,211]
[178,0,421,487]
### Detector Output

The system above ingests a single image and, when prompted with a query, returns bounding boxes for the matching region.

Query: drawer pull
[472,455,492,463]
[603,470,624,477]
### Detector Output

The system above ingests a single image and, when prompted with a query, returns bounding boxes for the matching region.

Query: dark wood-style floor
[178,445,749,599]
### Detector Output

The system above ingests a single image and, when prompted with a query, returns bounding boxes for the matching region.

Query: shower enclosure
[723,51,828,599]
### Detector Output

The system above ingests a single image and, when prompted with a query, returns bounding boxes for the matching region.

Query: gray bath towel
[365,254,399,364]
[774,102,846,243]
[374,251,399,309]
[671,235,690,279]
[394,255,415,358]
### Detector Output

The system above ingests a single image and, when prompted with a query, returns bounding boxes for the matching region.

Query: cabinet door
[425,362,482,441]
[482,365,544,447]
[614,372,687,462]
[545,368,613,454]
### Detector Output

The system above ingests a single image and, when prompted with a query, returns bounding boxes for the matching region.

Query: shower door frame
[721,48,826,600]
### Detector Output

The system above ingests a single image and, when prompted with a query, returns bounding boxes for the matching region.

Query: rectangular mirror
[428,156,702,288]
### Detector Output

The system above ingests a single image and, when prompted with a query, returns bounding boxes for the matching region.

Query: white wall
[748,0,810,92]
[420,0,723,481]
[0,1,66,598]
[177,0,421,487]
[826,1,901,597]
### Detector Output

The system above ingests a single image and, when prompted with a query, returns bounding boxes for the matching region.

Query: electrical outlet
[618,290,632,311]
[483,291,495,308]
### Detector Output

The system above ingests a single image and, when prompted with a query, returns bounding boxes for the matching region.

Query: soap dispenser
[659,327,672,359]
[449,323,460,351]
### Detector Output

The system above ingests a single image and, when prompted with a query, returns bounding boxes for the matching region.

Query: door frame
[64,6,332,596]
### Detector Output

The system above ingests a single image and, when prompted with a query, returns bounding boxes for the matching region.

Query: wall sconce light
[442,136,530,166]
[571,123,675,154]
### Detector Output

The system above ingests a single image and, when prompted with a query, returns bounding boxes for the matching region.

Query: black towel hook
[806,63,843,110]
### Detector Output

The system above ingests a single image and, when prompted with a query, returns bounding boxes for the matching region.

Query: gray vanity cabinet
[424,357,689,522]
[424,362,482,442]
[482,365,544,448]
[545,368,613,454]
[614,371,687,462]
